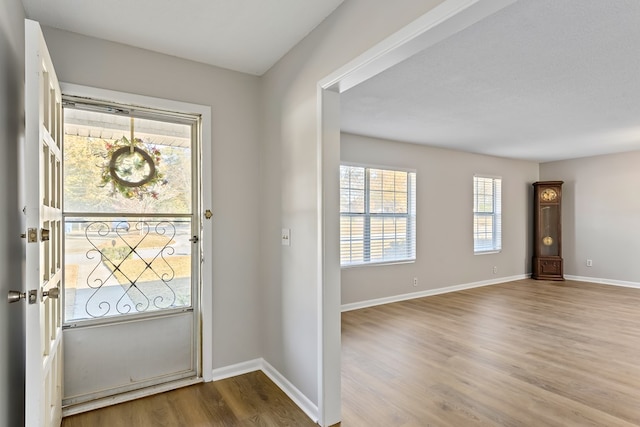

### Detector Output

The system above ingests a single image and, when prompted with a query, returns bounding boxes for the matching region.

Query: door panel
[63,312,194,405]
[24,19,63,427]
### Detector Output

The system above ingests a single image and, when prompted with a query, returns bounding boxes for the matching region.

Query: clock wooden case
[532,181,564,280]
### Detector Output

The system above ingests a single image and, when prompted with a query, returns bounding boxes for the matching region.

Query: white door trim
[60,83,214,382]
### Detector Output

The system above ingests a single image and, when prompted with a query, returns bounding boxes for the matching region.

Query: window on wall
[340,165,416,266]
[473,175,502,253]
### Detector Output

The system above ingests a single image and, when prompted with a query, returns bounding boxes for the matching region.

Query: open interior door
[24,19,64,427]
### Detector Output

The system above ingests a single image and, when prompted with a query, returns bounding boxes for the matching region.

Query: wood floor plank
[61,371,316,427]
[341,279,640,426]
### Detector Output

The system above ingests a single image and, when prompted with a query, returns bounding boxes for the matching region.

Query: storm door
[61,97,202,408]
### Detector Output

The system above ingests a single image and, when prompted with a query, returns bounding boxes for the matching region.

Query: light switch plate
[281,228,291,246]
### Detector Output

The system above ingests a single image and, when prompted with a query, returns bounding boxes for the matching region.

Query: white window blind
[340,165,416,266]
[473,176,502,253]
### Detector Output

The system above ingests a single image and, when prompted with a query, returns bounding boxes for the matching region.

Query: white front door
[24,18,64,427]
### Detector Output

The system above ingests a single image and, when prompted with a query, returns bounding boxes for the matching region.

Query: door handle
[7,290,25,303]
[42,287,60,299]
[7,290,37,304]
[189,236,199,243]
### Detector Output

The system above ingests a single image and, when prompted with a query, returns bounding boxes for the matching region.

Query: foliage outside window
[340,165,416,266]
[473,176,502,253]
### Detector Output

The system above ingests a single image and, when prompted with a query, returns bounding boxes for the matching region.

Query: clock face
[540,188,558,202]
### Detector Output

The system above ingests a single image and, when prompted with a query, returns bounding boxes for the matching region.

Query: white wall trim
[261,359,319,423]
[341,274,529,312]
[319,0,517,92]
[211,359,263,381]
[211,359,319,423]
[565,275,640,289]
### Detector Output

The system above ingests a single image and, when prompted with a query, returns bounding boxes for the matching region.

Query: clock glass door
[540,205,559,257]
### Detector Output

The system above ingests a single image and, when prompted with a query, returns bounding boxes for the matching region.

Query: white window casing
[340,165,416,267]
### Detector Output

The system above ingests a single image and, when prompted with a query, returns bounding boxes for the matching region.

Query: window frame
[473,175,502,254]
[340,164,416,267]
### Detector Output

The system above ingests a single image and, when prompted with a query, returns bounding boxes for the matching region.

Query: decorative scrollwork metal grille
[81,220,183,318]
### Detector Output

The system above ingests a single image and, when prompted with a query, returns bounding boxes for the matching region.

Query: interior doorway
[317,1,519,424]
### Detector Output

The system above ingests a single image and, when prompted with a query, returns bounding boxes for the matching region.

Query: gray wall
[260,0,449,410]
[341,133,540,305]
[541,151,640,284]
[0,0,25,425]
[41,27,263,369]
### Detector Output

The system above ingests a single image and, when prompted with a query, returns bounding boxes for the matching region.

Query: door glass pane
[64,217,192,321]
[63,106,195,323]
[63,109,192,214]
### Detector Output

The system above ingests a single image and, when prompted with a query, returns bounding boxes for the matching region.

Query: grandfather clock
[532,181,564,280]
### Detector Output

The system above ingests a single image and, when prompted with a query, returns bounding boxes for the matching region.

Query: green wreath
[98,136,164,200]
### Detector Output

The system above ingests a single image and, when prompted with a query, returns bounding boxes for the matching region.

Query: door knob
[7,290,26,303]
[7,290,37,304]
[43,287,60,299]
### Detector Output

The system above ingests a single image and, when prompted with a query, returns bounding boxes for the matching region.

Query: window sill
[474,250,501,255]
[341,259,416,269]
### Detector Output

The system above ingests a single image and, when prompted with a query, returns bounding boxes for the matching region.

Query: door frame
[61,83,214,382]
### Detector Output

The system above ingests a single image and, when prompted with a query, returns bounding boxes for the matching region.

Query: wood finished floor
[62,279,640,426]
[341,279,640,426]
[60,371,317,427]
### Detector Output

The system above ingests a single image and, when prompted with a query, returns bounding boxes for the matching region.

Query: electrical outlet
[493,266,498,274]
[413,277,418,287]
[586,259,593,267]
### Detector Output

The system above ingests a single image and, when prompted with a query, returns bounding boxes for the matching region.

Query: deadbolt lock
[25,228,51,242]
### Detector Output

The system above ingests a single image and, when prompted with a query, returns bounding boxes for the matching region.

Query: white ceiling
[341,0,640,163]
[21,0,344,75]
[21,0,640,163]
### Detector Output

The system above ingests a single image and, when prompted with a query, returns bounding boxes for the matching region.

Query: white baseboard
[565,275,640,289]
[341,274,529,312]
[211,358,263,381]
[260,359,319,423]
[211,358,319,423]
